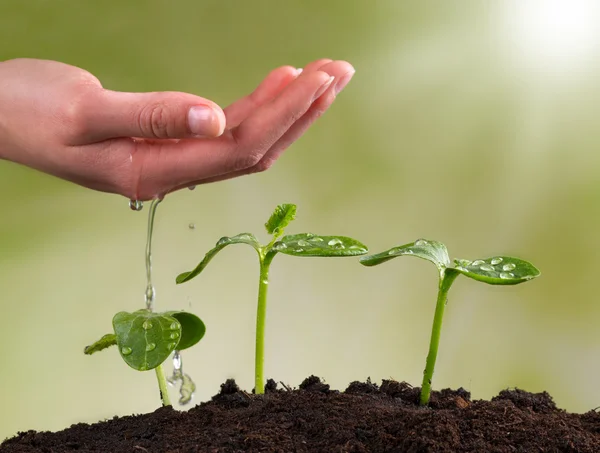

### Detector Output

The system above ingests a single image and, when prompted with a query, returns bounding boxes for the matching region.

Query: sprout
[177,203,368,394]
[360,239,540,406]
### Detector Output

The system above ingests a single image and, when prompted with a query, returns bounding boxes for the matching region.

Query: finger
[230,70,334,156]
[224,65,301,129]
[79,90,226,142]
[173,61,354,189]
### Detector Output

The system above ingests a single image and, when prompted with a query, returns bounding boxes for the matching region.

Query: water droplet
[297,240,310,247]
[144,285,155,307]
[500,272,515,279]
[305,233,315,238]
[170,322,179,330]
[121,347,132,355]
[139,364,148,371]
[188,185,196,191]
[327,238,345,249]
[491,257,503,265]
[472,260,485,266]
[294,248,304,253]
[415,239,428,246]
[142,320,153,330]
[503,263,516,271]
[217,237,230,246]
[261,279,269,285]
[405,250,414,254]
[349,245,363,250]
[129,199,143,211]
[188,223,195,230]
[480,264,495,272]
[167,342,177,350]
[276,243,287,250]
[170,332,180,339]
[311,237,324,242]
[388,249,397,255]
[146,343,156,352]
[172,351,182,370]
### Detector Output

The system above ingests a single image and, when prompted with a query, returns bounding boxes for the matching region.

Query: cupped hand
[0,58,354,200]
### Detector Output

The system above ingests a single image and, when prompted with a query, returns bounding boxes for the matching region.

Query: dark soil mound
[2,376,599,452]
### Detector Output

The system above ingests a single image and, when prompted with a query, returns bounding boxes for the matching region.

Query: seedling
[84,309,206,406]
[84,199,206,407]
[176,203,368,394]
[359,239,540,406]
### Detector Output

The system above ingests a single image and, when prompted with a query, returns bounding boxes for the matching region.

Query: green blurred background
[2,0,600,440]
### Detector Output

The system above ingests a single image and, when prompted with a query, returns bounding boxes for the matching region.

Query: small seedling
[84,309,206,406]
[176,203,368,394]
[360,239,540,406]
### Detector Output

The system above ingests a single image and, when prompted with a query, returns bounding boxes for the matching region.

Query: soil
[2,376,599,452]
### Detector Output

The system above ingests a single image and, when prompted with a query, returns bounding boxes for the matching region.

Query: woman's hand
[0,58,354,200]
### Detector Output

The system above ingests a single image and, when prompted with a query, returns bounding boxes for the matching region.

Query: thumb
[84,90,226,141]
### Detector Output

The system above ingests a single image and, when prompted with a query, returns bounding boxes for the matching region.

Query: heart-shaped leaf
[360,239,451,271]
[273,233,368,257]
[176,233,260,284]
[452,256,540,285]
[265,203,296,238]
[84,333,117,355]
[164,311,206,350]
[112,310,182,371]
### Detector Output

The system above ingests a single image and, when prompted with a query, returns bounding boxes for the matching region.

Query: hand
[0,58,354,200]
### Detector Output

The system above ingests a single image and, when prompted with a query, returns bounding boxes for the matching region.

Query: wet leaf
[84,333,116,355]
[453,256,540,285]
[112,310,182,371]
[164,311,206,350]
[360,239,451,271]
[176,233,260,284]
[274,233,368,257]
[265,203,296,238]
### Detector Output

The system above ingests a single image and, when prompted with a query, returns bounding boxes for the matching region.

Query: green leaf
[274,233,368,257]
[112,310,182,371]
[452,256,540,285]
[176,233,260,284]
[359,239,451,271]
[265,204,297,238]
[84,333,116,355]
[164,311,206,350]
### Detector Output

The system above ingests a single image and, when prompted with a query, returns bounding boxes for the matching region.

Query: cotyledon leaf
[265,203,297,238]
[273,233,368,257]
[176,233,260,284]
[452,256,540,285]
[112,310,182,371]
[84,333,117,355]
[359,239,451,271]
[164,311,206,350]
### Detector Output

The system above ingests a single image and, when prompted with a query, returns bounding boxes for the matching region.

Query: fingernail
[335,70,355,95]
[188,106,219,137]
[295,67,303,76]
[312,76,335,101]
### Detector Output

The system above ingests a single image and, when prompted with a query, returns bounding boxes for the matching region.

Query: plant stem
[420,270,459,406]
[255,252,275,394]
[155,364,171,407]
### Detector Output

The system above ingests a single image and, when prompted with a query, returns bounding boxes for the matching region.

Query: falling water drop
[188,185,196,191]
[188,223,195,230]
[167,351,196,405]
[129,200,144,211]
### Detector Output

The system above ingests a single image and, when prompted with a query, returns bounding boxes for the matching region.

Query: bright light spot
[498,0,600,77]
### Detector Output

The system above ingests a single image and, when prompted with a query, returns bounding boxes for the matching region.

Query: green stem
[255,252,275,394]
[155,364,171,407]
[420,270,459,406]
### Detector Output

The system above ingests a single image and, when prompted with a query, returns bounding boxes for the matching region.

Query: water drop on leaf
[500,272,515,279]
[503,263,516,271]
[121,347,132,355]
[146,343,156,352]
[480,264,495,272]
[491,257,503,265]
